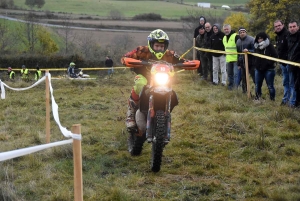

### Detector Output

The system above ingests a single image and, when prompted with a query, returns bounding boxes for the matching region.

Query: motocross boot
[126,97,138,130]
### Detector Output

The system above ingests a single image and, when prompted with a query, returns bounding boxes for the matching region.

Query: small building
[197,3,211,8]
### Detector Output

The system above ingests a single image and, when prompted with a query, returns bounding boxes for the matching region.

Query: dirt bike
[124,58,200,172]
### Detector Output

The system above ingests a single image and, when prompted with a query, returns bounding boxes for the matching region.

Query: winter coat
[195,32,206,56]
[253,32,278,71]
[236,35,255,68]
[275,27,289,61]
[210,24,225,57]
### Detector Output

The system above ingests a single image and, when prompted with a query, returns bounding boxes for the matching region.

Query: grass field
[12,0,249,19]
[1,69,300,200]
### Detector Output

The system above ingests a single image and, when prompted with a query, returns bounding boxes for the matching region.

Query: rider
[68,62,77,78]
[121,29,186,131]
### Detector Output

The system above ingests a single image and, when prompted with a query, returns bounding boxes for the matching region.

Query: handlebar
[123,58,200,70]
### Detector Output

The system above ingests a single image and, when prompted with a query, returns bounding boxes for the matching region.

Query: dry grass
[1,69,300,200]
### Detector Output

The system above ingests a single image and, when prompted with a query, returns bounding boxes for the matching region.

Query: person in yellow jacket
[20,65,29,81]
[35,67,42,80]
[223,24,239,90]
[7,67,15,80]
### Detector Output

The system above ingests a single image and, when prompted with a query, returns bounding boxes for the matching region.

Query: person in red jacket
[121,29,185,130]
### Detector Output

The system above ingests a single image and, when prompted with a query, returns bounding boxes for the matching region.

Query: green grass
[1,69,300,200]
[12,0,249,19]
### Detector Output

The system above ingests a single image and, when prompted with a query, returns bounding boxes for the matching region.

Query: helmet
[8,67,12,71]
[70,62,75,67]
[147,29,169,60]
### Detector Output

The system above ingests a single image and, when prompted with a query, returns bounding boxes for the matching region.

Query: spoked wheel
[127,128,146,156]
[150,110,166,172]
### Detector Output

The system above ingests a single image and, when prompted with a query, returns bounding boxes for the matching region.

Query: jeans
[281,64,296,106]
[200,53,208,79]
[227,61,238,89]
[255,69,276,100]
[212,55,226,84]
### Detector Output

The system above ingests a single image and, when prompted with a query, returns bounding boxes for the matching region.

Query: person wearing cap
[20,65,29,81]
[222,24,239,90]
[195,24,208,80]
[7,67,15,80]
[236,27,256,93]
[253,32,278,101]
[210,23,226,85]
[275,20,296,107]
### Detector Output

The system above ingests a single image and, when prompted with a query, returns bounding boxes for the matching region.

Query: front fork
[146,93,172,141]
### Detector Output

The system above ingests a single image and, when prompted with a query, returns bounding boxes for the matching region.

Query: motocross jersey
[121,46,184,79]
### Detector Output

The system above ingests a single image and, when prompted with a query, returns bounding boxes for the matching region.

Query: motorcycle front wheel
[150,110,167,172]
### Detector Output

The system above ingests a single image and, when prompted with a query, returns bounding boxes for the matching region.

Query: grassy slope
[1,70,300,200]
[12,0,248,19]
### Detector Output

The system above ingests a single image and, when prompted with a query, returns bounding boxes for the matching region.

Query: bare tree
[0,18,17,53]
[59,14,76,54]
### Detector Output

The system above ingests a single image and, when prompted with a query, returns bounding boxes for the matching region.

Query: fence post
[72,124,83,201]
[45,70,50,143]
[244,54,251,99]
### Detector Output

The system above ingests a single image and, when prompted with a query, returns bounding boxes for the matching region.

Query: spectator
[275,20,296,107]
[20,65,29,81]
[253,32,278,101]
[287,20,300,107]
[105,56,114,78]
[236,27,255,93]
[35,66,42,80]
[210,24,226,85]
[204,22,213,83]
[194,16,207,77]
[7,67,15,80]
[223,24,239,90]
[195,25,208,81]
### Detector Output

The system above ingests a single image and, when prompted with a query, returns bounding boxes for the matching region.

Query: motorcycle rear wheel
[150,110,166,172]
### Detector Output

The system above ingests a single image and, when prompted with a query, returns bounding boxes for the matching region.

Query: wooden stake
[72,124,83,201]
[244,53,251,99]
[45,70,50,143]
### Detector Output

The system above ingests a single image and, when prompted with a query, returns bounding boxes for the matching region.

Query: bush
[132,13,162,21]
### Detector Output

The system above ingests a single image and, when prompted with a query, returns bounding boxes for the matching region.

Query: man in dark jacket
[274,20,296,106]
[236,27,255,93]
[195,25,208,80]
[194,16,206,77]
[204,22,213,82]
[287,20,300,107]
[210,24,226,85]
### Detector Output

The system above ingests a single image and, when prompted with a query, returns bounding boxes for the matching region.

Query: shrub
[132,13,162,21]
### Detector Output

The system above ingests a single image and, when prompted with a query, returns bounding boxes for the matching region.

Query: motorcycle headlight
[154,73,169,85]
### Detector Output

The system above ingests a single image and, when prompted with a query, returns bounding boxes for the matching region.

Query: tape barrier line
[194,46,300,67]
[0,67,127,71]
[0,76,46,99]
[47,73,82,140]
[0,74,81,140]
[0,139,73,162]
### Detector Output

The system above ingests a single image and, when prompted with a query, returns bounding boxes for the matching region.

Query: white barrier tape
[0,139,73,162]
[0,80,5,99]
[47,73,82,140]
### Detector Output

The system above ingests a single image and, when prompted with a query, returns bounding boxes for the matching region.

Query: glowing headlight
[154,73,169,85]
